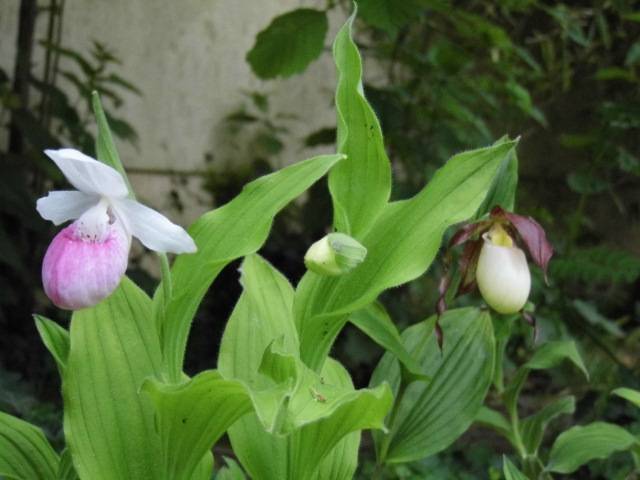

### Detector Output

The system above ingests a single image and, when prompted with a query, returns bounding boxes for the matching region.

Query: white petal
[476,241,531,314]
[44,148,129,198]
[36,190,100,225]
[112,198,197,254]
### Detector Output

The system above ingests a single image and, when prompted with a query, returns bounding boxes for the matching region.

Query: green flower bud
[304,233,367,276]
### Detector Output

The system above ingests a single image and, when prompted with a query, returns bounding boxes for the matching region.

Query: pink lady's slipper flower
[37,148,196,310]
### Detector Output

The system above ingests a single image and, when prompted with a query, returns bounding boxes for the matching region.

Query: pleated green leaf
[295,141,516,371]
[141,371,253,480]
[218,255,391,479]
[33,315,69,374]
[349,303,424,377]
[503,455,528,480]
[372,308,495,464]
[247,9,328,79]
[330,7,391,237]
[64,278,163,480]
[613,387,640,408]
[547,422,637,474]
[156,153,343,381]
[521,396,575,455]
[0,411,59,480]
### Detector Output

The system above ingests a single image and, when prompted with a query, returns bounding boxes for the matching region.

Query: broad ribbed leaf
[349,303,423,376]
[547,422,637,474]
[141,371,253,480]
[64,278,163,480]
[372,308,495,463]
[296,141,516,371]
[521,396,575,455]
[34,315,69,374]
[0,412,59,480]
[247,9,328,79]
[157,153,343,381]
[503,456,528,480]
[613,387,640,408]
[330,8,391,237]
[218,255,391,479]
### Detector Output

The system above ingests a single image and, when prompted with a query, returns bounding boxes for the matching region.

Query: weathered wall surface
[1,0,339,225]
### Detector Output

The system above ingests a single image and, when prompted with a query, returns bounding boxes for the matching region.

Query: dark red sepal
[457,239,482,295]
[435,320,444,352]
[436,274,450,317]
[491,206,554,283]
[449,220,490,248]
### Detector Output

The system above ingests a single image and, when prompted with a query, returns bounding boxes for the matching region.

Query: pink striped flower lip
[37,148,197,310]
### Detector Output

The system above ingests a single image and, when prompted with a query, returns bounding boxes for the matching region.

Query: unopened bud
[476,225,531,314]
[304,233,367,276]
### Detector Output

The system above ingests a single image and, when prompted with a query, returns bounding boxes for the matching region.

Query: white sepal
[476,238,531,314]
[44,148,129,198]
[36,190,100,225]
[112,198,197,254]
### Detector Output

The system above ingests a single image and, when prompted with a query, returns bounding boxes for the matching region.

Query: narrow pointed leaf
[475,406,514,444]
[547,422,637,474]
[0,412,59,480]
[64,278,163,480]
[295,141,516,371]
[372,308,495,463]
[504,340,587,419]
[34,315,69,374]
[521,396,575,455]
[525,340,588,379]
[613,387,640,408]
[476,136,518,215]
[349,303,424,376]
[330,7,391,237]
[91,91,133,194]
[157,153,343,381]
[503,456,528,480]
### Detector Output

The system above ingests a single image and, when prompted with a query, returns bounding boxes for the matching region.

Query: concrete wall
[1,0,340,226]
